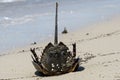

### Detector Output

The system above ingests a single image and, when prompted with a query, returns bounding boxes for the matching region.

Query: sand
[0,16,120,80]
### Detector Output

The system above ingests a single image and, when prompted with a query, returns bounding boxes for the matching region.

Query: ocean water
[0,0,120,53]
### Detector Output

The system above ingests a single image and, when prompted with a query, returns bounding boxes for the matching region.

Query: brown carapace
[30,2,80,76]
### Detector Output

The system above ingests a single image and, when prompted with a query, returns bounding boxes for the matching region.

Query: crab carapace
[30,2,80,76]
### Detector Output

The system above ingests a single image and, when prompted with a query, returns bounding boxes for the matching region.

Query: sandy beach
[0,15,120,80]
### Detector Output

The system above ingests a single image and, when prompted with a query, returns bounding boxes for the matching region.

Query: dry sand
[0,16,120,80]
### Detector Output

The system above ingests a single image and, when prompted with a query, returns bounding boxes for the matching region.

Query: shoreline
[0,12,120,55]
[0,15,120,80]
[0,12,119,55]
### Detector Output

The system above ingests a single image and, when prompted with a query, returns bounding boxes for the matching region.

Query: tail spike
[54,2,58,45]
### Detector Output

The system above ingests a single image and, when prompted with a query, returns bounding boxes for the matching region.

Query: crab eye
[61,51,66,56]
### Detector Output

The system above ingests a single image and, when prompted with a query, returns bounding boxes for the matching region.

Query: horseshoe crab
[30,2,80,76]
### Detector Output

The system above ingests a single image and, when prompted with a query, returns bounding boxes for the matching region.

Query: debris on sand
[62,27,68,34]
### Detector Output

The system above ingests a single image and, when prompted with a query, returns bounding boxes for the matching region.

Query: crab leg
[30,48,39,63]
[72,43,76,57]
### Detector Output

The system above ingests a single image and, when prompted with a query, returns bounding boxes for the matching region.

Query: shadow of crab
[75,66,85,72]
[35,71,46,77]
[35,66,85,77]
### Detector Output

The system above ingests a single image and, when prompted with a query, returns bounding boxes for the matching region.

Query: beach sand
[0,16,120,80]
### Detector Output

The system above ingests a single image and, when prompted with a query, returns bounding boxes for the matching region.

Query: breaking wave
[0,12,53,26]
[0,0,26,3]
